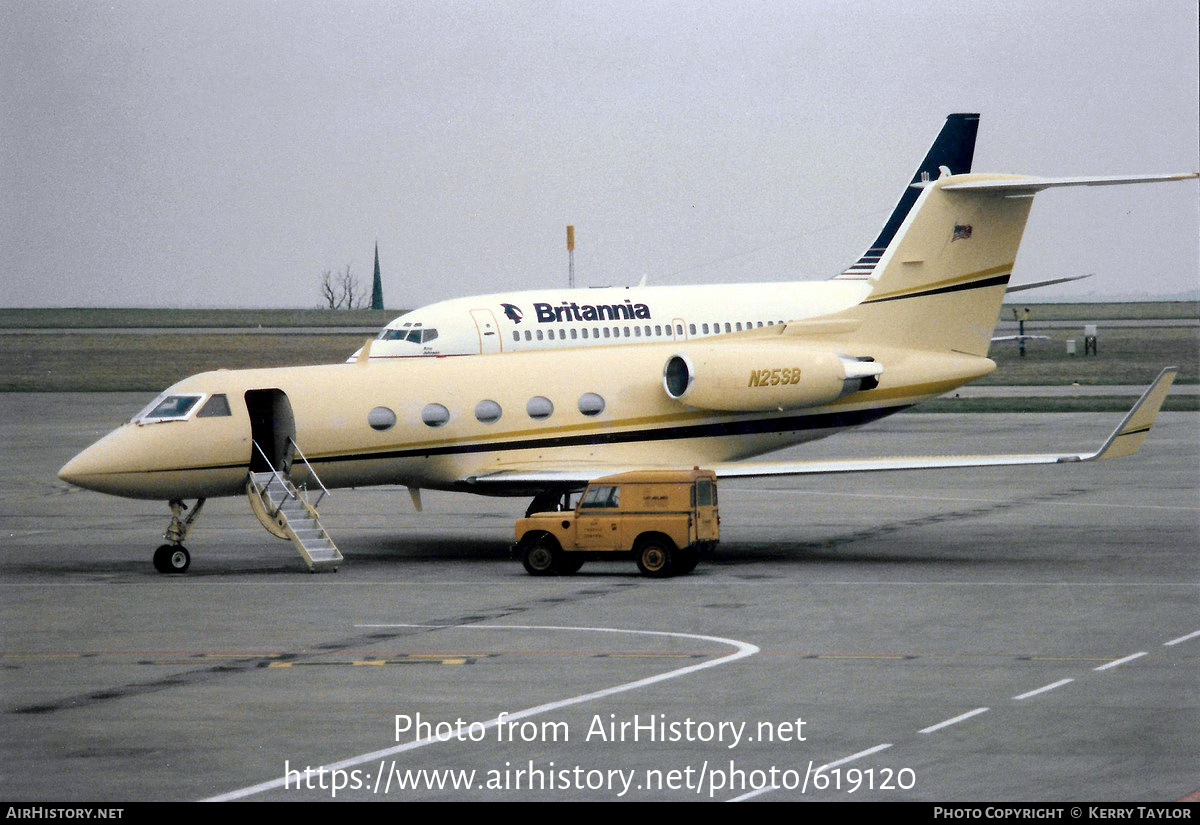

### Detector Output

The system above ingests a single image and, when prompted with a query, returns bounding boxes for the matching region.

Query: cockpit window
[377,325,437,344]
[134,393,205,422]
[196,393,232,418]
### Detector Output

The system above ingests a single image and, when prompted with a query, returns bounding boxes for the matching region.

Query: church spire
[370,242,384,310]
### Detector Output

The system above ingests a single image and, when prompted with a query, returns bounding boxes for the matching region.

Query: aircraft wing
[462,367,1176,488]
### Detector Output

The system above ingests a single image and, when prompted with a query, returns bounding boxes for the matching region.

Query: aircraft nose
[59,438,117,493]
[58,426,143,495]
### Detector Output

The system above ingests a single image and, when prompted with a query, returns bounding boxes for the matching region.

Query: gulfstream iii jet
[349,114,981,360]
[59,167,1193,574]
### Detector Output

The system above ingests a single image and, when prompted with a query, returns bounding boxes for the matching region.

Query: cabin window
[512,331,519,342]
[524,330,532,341]
[654,325,662,336]
[688,324,696,335]
[602,328,610,339]
[578,392,605,416]
[570,329,578,340]
[633,326,641,338]
[702,323,709,334]
[368,406,397,431]
[736,322,743,331]
[421,403,450,427]
[197,394,232,418]
[536,330,544,341]
[677,324,684,336]
[474,400,502,424]
[526,396,553,420]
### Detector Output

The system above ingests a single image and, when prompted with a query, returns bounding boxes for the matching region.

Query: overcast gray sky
[3,0,1197,309]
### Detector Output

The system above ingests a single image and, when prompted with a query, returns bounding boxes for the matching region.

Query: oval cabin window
[578,392,605,416]
[526,396,553,420]
[368,406,397,431]
[421,403,450,427]
[475,400,502,424]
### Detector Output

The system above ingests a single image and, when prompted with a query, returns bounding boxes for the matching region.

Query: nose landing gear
[154,499,205,575]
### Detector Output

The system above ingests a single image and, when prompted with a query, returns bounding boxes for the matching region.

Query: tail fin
[838,113,979,280]
[841,171,1198,357]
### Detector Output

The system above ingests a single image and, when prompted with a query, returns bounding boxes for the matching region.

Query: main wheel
[521,535,561,576]
[558,556,584,575]
[635,538,675,578]
[153,544,191,574]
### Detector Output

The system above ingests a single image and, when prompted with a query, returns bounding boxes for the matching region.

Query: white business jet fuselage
[352,280,872,360]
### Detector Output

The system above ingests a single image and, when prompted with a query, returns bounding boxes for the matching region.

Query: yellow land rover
[514,469,719,577]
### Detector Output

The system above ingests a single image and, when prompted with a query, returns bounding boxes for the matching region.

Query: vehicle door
[576,484,623,551]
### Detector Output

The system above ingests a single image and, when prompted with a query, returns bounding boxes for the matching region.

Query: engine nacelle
[662,344,881,412]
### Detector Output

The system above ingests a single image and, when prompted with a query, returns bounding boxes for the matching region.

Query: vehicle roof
[591,468,716,484]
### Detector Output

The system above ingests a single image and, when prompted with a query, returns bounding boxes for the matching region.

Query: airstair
[246,440,342,572]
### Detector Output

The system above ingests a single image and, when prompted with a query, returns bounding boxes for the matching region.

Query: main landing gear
[153,499,205,574]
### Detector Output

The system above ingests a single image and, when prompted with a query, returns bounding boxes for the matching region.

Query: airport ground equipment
[514,468,719,577]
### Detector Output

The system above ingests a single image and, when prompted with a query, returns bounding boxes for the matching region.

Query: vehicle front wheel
[635,538,675,578]
[558,556,584,575]
[521,536,561,576]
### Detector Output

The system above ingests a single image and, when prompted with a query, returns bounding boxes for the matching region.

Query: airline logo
[501,303,524,324]
[532,300,652,323]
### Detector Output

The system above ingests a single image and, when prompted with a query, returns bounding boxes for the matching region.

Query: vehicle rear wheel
[635,538,675,578]
[675,546,699,575]
[521,535,561,576]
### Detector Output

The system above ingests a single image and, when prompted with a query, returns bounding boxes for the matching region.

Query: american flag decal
[952,224,973,241]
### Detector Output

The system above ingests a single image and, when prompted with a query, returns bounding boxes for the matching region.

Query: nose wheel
[153,499,204,575]
[153,544,191,574]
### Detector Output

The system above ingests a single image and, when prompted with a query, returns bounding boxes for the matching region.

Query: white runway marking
[728,742,893,802]
[1164,629,1200,646]
[817,742,894,771]
[203,622,758,802]
[1093,651,1147,671]
[920,707,989,734]
[1014,678,1074,700]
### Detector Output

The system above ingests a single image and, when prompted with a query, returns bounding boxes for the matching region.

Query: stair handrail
[287,437,329,509]
[250,440,295,516]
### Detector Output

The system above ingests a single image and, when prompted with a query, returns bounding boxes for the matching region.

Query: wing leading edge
[463,368,1177,489]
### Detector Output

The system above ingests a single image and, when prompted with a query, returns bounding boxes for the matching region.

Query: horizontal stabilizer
[928,173,1198,195]
[1006,274,1092,294]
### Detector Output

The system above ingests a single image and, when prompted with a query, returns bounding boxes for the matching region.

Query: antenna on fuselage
[566,225,576,288]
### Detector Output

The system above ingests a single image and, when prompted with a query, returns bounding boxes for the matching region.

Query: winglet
[1084,367,1177,461]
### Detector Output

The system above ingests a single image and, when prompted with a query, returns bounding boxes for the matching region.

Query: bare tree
[318,264,368,309]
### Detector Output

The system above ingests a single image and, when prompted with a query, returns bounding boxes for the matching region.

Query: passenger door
[470,309,502,354]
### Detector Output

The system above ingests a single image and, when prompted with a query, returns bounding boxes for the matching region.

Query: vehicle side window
[695,480,715,507]
[580,485,619,508]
